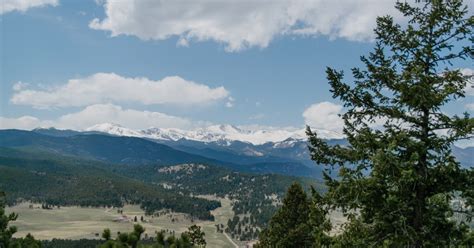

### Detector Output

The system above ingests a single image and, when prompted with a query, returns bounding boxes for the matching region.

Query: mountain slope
[0,129,221,166]
[0,147,219,220]
[0,146,321,240]
[1,129,324,177]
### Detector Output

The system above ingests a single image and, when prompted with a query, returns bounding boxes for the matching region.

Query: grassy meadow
[7,197,238,248]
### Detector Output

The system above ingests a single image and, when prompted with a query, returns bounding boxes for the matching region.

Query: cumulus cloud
[303,101,344,133]
[56,104,193,130]
[1,0,58,14]
[89,0,404,52]
[10,73,229,109]
[0,104,195,130]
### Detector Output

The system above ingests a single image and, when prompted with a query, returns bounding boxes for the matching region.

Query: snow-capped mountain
[85,122,343,145]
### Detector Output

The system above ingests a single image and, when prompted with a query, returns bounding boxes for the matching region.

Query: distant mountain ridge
[84,122,343,145]
[35,125,474,169]
[2,126,470,180]
[0,129,324,178]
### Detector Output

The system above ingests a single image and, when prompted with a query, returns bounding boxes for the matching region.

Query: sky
[0,0,473,134]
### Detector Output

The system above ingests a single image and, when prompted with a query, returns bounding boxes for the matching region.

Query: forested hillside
[0,146,319,241]
[0,148,220,220]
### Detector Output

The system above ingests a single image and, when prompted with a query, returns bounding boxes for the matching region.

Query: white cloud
[1,0,58,15]
[459,68,474,113]
[0,116,52,130]
[55,104,192,130]
[10,73,229,109]
[225,97,235,108]
[89,0,404,52]
[303,101,344,133]
[12,81,29,91]
[460,68,474,96]
[0,104,195,130]
[466,103,474,111]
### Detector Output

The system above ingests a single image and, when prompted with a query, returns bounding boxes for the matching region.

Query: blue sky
[1,0,472,132]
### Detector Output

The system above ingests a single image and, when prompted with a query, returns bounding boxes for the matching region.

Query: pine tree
[0,191,18,248]
[156,230,166,246]
[128,224,145,248]
[15,233,42,248]
[307,0,473,246]
[185,225,206,247]
[102,228,111,241]
[308,188,332,247]
[255,182,313,247]
[1,192,42,248]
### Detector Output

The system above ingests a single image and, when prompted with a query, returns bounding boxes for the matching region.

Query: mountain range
[0,129,323,177]
[73,123,474,169]
[85,122,343,145]
[2,123,472,178]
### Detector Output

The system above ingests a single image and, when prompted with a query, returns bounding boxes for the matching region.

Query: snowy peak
[204,124,245,134]
[85,123,344,145]
[85,123,142,137]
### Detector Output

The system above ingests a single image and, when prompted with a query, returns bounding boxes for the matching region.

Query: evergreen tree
[184,225,206,247]
[176,233,193,248]
[14,233,42,248]
[102,228,111,241]
[0,191,18,248]
[307,0,473,246]
[308,188,332,247]
[156,230,166,246]
[255,182,313,247]
[128,224,145,248]
[1,192,42,248]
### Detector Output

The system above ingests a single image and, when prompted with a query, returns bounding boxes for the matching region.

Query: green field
[7,197,239,248]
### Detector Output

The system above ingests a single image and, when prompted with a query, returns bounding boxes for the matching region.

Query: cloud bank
[0,104,194,130]
[1,0,58,14]
[10,73,229,109]
[89,0,403,51]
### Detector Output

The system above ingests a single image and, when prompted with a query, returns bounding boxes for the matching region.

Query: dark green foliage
[0,130,218,166]
[102,229,111,241]
[308,188,332,247]
[1,191,18,248]
[99,224,145,248]
[99,225,197,248]
[184,225,206,247]
[41,239,102,248]
[0,148,220,220]
[155,230,166,246]
[0,140,321,242]
[11,233,42,248]
[256,183,329,247]
[114,162,319,240]
[307,0,473,246]
[1,192,41,248]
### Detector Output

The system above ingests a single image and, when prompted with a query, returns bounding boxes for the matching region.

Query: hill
[0,147,219,220]
[0,146,320,241]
